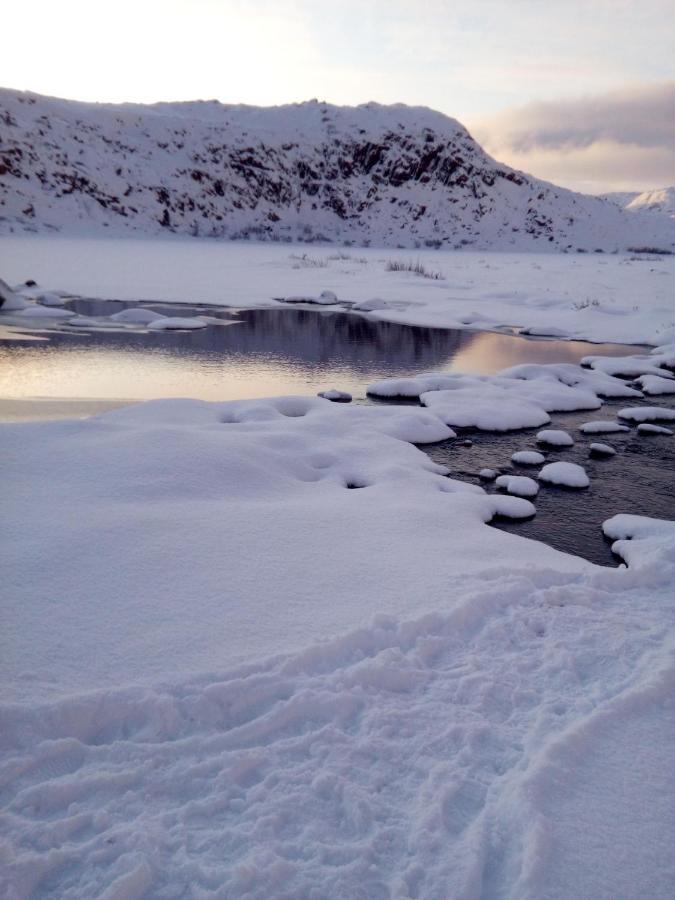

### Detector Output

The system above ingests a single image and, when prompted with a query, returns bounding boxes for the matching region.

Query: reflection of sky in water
[0,305,641,403]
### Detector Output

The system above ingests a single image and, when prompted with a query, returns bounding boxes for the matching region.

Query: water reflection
[0,302,641,404]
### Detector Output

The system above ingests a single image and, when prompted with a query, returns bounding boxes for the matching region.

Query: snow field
[3,237,675,347]
[2,519,673,898]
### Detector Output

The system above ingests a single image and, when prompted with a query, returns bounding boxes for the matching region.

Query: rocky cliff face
[1,89,673,251]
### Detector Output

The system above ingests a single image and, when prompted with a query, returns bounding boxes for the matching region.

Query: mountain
[603,187,675,219]
[1,88,673,252]
[626,188,675,218]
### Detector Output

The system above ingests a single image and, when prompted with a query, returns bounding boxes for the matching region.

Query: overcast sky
[4,0,673,193]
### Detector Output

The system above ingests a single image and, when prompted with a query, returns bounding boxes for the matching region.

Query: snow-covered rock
[479,468,498,480]
[580,421,630,434]
[511,450,545,466]
[589,442,616,456]
[635,374,675,395]
[317,389,352,403]
[539,461,590,488]
[618,406,675,423]
[495,474,539,497]
[1,88,674,252]
[637,423,673,435]
[536,429,574,447]
[36,291,67,306]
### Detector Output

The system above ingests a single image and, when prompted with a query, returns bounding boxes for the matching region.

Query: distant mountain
[602,187,675,219]
[1,88,673,252]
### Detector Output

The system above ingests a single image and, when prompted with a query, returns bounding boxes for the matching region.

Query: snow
[317,389,352,402]
[511,450,545,465]
[147,316,207,330]
[495,474,539,497]
[35,290,66,306]
[538,461,590,488]
[637,423,673,435]
[636,374,675,395]
[479,467,498,479]
[2,394,674,897]
[579,420,630,434]
[536,429,574,447]
[2,236,675,348]
[421,384,550,431]
[618,406,675,423]
[589,442,616,456]
[0,277,29,311]
[110,307,166,324]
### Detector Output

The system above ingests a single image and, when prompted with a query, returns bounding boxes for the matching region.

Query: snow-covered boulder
[618,406,675,423]
[511,450,545,466]
[589,442,616,457]
[538,461,590,488]
[637,423,673,435]
[495,474,539,497]
[110,307,167,324]
[579,421,630,434]
[536,429,574,447]
[318,390,352,403]
[147,316,207,330]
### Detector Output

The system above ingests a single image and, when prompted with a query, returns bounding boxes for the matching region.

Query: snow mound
[618,406,675,423]
[589,442,616,456]
[495,474,539,497]
[147,316,207,330]
[36,291,66,306]
[421,385,550,432]
[479,468,498,480]
[110,307,167,324]
[636,374,675,395]
[317,389,352,403]
[539,462,590,488]
[637,423,673,435]
[579,421,630,434]
[511,450,545,466]
[536,429,574,447]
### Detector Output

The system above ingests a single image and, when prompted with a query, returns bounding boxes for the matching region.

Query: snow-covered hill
[603,187,675,219]
[1,88,673,251]
[626,187,675,218]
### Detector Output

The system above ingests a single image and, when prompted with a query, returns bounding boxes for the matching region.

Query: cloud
[472,82,675,193]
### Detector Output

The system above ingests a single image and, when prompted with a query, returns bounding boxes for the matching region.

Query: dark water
[1,298,671,567]
[424,397,675,567]
[0,298,640,402]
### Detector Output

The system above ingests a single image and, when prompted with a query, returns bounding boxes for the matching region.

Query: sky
[3,0,674,193]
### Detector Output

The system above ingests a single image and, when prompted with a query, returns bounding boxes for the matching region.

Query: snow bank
[538,461,590,488]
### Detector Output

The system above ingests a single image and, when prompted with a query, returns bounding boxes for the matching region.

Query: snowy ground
[2,235,675,346]
[2,391,675,898]
[2,237,675,898]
